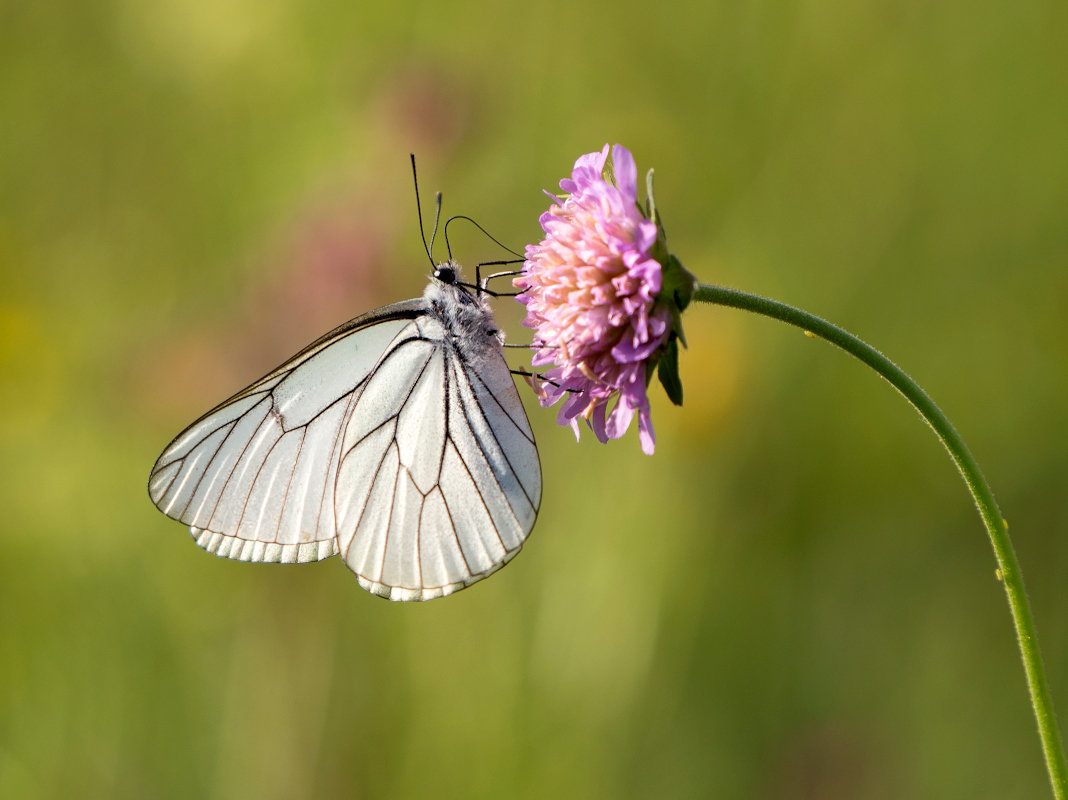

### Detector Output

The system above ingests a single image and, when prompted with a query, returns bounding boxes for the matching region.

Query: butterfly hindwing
[335,314,541,601]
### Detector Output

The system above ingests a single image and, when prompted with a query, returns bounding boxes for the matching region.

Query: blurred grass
[1,0,1067,797]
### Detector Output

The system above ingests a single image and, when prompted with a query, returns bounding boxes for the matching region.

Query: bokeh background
[2,1,1066,797]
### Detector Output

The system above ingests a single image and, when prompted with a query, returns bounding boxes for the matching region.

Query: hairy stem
[693,283,1066,797]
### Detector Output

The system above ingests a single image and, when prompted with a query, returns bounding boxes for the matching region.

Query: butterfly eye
[434,265,456,284]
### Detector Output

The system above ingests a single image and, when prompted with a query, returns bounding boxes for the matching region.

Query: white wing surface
[148,305,421,565]
[335,315,541,600]
[148,293,541,600]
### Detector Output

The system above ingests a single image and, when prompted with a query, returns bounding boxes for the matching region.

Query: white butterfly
[148,263,541,601]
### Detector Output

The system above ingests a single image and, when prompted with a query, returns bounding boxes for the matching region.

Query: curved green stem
[693,283,1066,797]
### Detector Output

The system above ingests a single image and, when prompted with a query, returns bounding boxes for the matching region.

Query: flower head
[515,144,683,455]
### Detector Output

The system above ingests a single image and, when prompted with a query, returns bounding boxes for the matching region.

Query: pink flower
[514,144,673,455]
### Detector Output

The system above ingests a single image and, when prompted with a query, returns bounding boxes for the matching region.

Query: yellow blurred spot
[803,330,816,338]
[0,303,64,439]
[995,568,1004,582]
[115,0,297,88]
[656,307,742,443]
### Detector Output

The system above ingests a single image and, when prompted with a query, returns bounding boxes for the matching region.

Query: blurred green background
[2,0,1066,797]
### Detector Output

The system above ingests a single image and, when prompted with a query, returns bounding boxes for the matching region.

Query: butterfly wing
[149,298,541,600]
[147,301,425,564]
[334,314,542,601]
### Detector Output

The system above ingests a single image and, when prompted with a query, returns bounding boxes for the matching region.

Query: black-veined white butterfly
[147,260,541,601]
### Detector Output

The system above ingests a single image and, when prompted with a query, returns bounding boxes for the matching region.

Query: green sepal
[661,254,697,317]
[602,150,618,188]
[657,337,684,406]
[640,165,697,406]
[645,168,659,226]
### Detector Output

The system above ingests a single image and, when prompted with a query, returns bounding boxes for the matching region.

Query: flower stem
[693,283,1066,797]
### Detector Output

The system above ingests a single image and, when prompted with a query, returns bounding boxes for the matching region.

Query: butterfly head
[431,260,479,301]
[433,262,459,286]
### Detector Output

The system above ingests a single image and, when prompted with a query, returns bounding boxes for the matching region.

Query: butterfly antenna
[430,191,443,263]
[410,154,436,270]
[444,214,525,262]
[444,214,526,292]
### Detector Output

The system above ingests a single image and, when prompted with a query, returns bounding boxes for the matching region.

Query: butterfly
[147,261,541,601]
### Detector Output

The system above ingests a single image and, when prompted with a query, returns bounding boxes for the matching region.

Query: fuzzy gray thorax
[422,262,504,363]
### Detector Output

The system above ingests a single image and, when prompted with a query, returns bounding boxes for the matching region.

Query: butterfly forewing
[148,307,421,565]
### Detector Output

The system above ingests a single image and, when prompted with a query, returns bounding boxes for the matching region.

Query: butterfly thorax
[423,261,503,363]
